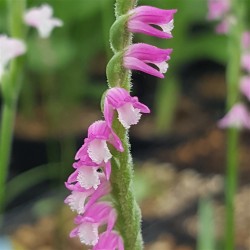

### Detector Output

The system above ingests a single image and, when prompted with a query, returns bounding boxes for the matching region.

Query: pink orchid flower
[128,6,176,39]
[93,231,124,250]
[75,120,124,165]
[242,31,250,50]
[70,202,116,245]
[65,178,110,214]
[241,53,250,72]
[24,4,63,38]
[124,43,172,78]
[218,103,250,129]
[104,87,150,129]
[0,35,26,80]
[240,76,250,101]
[207,0,230,20]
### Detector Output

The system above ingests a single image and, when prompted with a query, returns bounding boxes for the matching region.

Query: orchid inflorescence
[218,30,250,129]
[64,2,176,250]
[208,1,250,129]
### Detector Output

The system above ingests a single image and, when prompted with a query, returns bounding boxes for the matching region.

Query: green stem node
[110,14,131,53]
[106,52,131,90]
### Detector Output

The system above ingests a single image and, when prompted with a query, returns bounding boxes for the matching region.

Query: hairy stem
[107,0,143,249]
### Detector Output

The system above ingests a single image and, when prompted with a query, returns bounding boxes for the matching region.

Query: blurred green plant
[0,0,26,217]
[197,197,216,250]
[0,0,115,216]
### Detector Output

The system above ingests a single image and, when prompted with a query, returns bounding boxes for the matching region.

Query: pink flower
[124,43,172,78]
[242,32,250,49]
[241,53,250,72]
[128,6,176,39]
[75,120,124,164]
[93,231,124,250]
[24,4,63,38]
[104,87,150,129]
[70,202,116,245]
[65,178,110,214]
[207,0,230,20]
[67,161,101,190]
[218,103,250,129]
[215,19,230,34]
[0,35,26,80]
[240,76,250,100]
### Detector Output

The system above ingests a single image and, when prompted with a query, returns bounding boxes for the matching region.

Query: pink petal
[124,56,164,78]
[240,76,250,100]
[128,20,172,39]
[126,43,172,63]
[87,139,112,164]
[78,223,99,245]
[64,190,92,214]
[0,35,26,79]
[218,103,250,129]
[130,6,176,24]
[241,53,250,72]
[24,4,63,38]
[77,166,100,190]
[242,31,250,49]
[117,103,142,129]
[93,231,124,250]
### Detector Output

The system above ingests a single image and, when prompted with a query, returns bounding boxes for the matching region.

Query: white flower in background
[24,4,63,38]
[0,35,26,81]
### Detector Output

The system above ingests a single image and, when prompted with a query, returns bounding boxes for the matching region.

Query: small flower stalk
[65,1,176,249]
[0,1,63,217]
[207,0,247,249]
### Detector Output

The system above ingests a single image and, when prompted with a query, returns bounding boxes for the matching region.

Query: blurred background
[0,0,250,249]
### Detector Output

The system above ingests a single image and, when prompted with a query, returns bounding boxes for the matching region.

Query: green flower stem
[106,0,143,249]
[115,0,138,17]
[0,0,26,214]
[225,0,245,249]
[111,121,143,250]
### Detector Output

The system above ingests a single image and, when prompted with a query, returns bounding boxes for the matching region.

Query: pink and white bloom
[68,163,100,190]
[215,19,229,34]
[241,53,250,72]
[93,231,124,250]
[242,31,250,50]
[65,178,111,214]
[128,6,176,39]
[75,120,124,165]
[124,43,172,78]
[70,202,116,245]
[0,35,26,80]
[24,4,63,38]
[218,103,250,129]
[240,76,250,100]
[104,87,150,129]
[207,0,230,20]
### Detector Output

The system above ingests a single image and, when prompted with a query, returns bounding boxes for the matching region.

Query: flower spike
[124,43,172,78]
[128,6,176,39]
